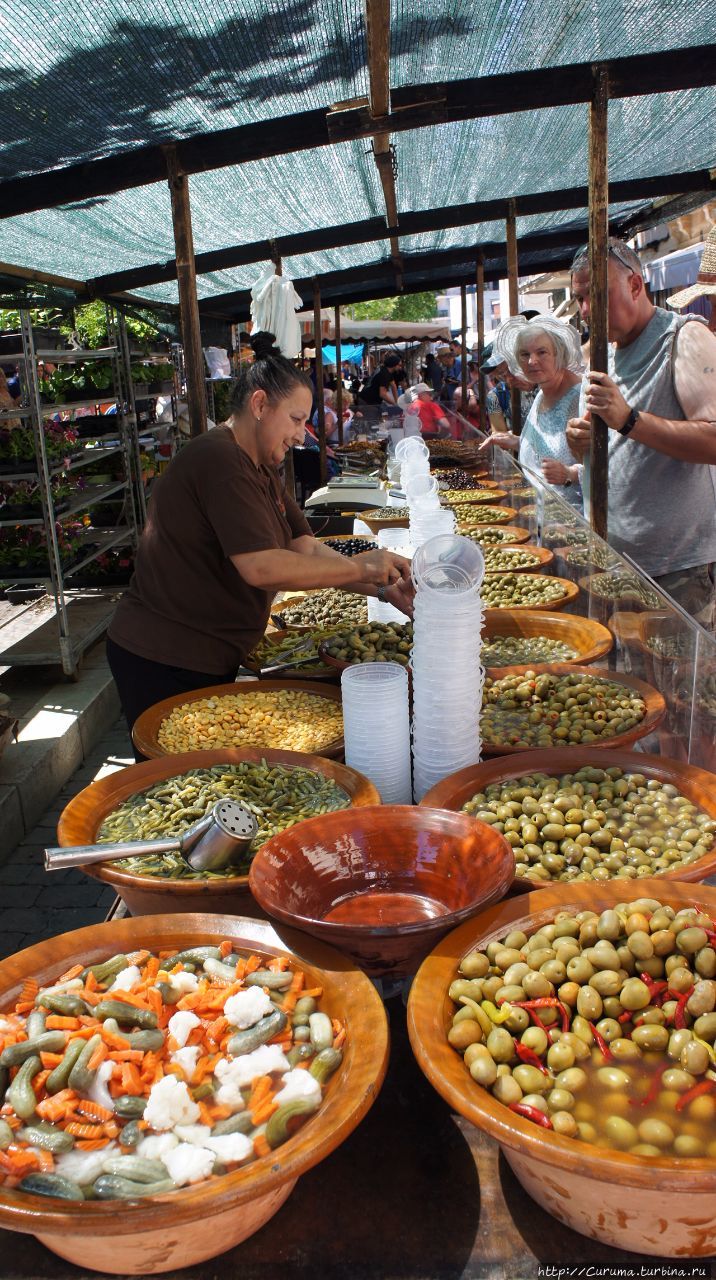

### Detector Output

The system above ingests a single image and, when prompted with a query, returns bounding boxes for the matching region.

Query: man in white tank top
[567,238,716,629]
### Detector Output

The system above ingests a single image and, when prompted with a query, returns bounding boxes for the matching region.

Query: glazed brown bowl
[481,544,554,573]
[463,524,531,546]
[407,878,716,1256]
[419,745,716,892]
[0,912,389,1275]
[482,609,613,667]
[56,748,379,917]
[132,679,344,761]
[480,663,665,754]
[481,575,580,613]
[248,805,515,978]
[361,509,410,533]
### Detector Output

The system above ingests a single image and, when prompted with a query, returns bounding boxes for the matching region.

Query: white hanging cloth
[250,267,303,359]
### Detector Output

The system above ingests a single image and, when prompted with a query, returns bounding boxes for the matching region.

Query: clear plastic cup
[405,473,439,502]
[396,436,429,461]
[412,534,485,593]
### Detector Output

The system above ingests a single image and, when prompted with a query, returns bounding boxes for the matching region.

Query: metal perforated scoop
[44,799,259,874]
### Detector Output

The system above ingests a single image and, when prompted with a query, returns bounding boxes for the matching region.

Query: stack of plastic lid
[405,471,456,551]
[410,534,486,801]
[341,663,412,803]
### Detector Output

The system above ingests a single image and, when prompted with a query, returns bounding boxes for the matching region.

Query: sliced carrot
[127,950,150,967]
[289,970,305,993]
[300,987,324,999]
[120,1062,143,1095]
[87,1041,108,1072]
[245,955,261,975]
[251,1098,278,1127]
[268,956,290,972]
[45,1015,79,1031]
[35,1148,55,1173]
[205,1016,228,1044]
[100,1026,131,1051]
[102,990,150,1011]
[39,1051,64,1069]
[333,1027,346,1051]
[17,978,39,1005]
[234,958,247,982]
[108,1049,144,1064]
[145,986,162,1019]
[219,940,232,958]
[248,1075,273,1111]
[75,1099,114,1123]
[253,1133,271,1159]
[103,1120,120,1139]
[75,1138,110,1150]
[281,993,298,1014]
[55,963,84,984]
[197,1101,215,1128]
[84,970,99,993]
[33,1069,52,1094]
[64,1121,105,1139]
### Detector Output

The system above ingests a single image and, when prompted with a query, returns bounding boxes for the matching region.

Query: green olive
[637,1118,674,1149]
[604,1116,638,1149]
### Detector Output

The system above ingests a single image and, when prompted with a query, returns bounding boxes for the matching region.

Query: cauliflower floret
[273,1069,322,1110]
[224,987,273,1030]
[168,1009,201,1048]
[56,1141,121,1186]
[173,1123,213,1146]
[87,1059,115,1112]
[204,1132,253,1164]
[136,1132,179,1160]
[161,1142,216,1188]
[170,1046,201,1081]
[214,1045,289,1107]
[108,964,141,993]
[163,970,199,996]
[144,1075,200,1131]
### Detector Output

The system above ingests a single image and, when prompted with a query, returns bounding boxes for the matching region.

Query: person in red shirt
[399,383,451,437]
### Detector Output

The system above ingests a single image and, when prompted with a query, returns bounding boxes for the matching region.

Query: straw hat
[667,226,716,310]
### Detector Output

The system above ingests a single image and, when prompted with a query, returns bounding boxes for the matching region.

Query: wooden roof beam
[365,0,403,290]
[4,44,711,221]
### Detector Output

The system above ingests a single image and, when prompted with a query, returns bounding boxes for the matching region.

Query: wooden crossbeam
[365,0,403,289]
[1,45,713,220]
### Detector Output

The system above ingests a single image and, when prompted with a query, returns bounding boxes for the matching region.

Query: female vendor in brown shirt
[107,333,413,757]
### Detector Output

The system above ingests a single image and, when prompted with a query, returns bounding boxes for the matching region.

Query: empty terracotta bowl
[249,805,515,977]
[407,878,716,1256]
[0,912,388,1275]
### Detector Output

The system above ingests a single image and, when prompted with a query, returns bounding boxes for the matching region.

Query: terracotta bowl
[0,912,389,1275]
[482,545,554,573]
[463,524,531,546]
[249,805,515,978]
[245,627,339,682]
[482,608,613,667]
[407,878,716,1256]
[441,489,509,505]
[481,575,580,612]
[480,663,665,754]
[132,679,344,761]
[455,504,519,526]
[419,744,716,892]
[361,510,410,533]
[56,748,379,917]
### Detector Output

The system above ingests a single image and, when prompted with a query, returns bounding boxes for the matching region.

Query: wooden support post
[506,198,521,432]
[166,147,207,437]
[588,66,610,541]
[313,279,327,485]
[476,251,486,430]
[460,283,469,425]
[334,305,344,445]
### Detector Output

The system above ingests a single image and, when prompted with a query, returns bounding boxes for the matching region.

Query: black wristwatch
[377,585,388,603]
[619,406,640,436]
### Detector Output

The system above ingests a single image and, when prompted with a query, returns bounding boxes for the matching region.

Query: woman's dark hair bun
[250,331,282,360]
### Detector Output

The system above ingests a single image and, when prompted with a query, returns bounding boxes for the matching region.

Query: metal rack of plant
[0,308,142,677]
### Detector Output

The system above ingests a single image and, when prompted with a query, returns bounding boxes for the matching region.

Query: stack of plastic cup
[410,534,486,800]
[341,663,412,803]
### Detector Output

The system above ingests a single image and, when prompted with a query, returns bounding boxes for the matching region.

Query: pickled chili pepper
[500,997,570,1034]
[590,1024,614,1062]
[509,1101,553,1128]
[480,999,512,1026]
[639,973,669,1003]
[618,1011,633,1024]
[629,1062,669,1108]
[513,1039,550,1074]
[674,987,694,1030]
[674,1079,716,1112]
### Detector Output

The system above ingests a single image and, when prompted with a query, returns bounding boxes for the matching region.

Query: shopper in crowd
[358,351,404,415]
[107,332,413,757]
[480,345,538,432]
[479,315,584,509]
[437,349,460,405]
[398,383,451,437]
[422,351,444,396]
[452,361,481,418]
[566,237,716,627]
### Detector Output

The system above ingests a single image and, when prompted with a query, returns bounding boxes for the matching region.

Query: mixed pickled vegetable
[97,762,351,880]
[447,895,716,1156]
[0,946,345,1200]
[462,765,716,883]
[481,671,648,749]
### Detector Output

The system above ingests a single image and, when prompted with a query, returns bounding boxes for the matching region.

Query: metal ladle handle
[44,838,182,872]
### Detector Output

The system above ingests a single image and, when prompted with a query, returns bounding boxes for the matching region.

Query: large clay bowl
[245,627,339,682]
[361,509,410,533]
[481,575,580,612]
[455,504,519,526]
[482,609,613,667]
[249,805,515,978]
[419,745,716,892]
[132,679,344,761]
[56,748,379,917]
[441,488,508,505]
[480,663,665,754]
[0,913,388,1275]
[463,524,531,546]
[482,545,554,573]
[407,878,716,1255]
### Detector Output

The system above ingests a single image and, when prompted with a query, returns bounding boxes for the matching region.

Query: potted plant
[146,362,176,395]
[71,545,134,587]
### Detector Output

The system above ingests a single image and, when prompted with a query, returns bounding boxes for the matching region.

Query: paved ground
[0,717,134,960]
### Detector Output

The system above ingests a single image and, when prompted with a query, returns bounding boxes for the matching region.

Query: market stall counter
[0,996,704,1279]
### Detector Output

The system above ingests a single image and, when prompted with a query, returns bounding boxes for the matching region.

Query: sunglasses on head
[573,241,638,274]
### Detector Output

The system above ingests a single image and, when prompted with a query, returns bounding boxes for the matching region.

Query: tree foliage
[347,291,438,323]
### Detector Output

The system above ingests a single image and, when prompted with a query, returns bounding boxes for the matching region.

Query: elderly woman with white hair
[479,314,585,509]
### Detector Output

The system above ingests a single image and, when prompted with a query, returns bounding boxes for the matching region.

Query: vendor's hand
[384,578,415,619]
[566,415,592,460]
[352,548,412,587]
[541,459,572,485]
[584,371,631,431]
